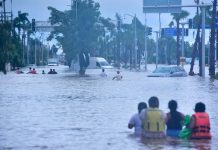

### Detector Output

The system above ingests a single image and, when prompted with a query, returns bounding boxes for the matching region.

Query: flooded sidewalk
[0,65,218,150]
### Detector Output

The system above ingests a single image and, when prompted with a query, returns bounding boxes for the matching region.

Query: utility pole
[181,23,185,57]
[34,36,37,66]
[144,13,147,71]
[155,31,159,68]
[216,11,218,62]
[201,7,206,77]
[3,0,6,21]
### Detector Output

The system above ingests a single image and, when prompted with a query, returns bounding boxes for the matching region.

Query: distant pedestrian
[165,100,184,137]
[27,67,32,74]
[16,67,24,74]
[112,70,122,80]
[100,69,107,77]
[48,69,53,74]
[52,69,57,74]
[128,102,147,136]
[189,102,211,139]
[42,70,45,74]
[31,68,37,74]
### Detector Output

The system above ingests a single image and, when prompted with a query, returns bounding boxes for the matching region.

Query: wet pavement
[0,65,218,150]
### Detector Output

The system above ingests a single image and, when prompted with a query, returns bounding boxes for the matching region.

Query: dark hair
[138,102,147,113]
[194,102,206,112]
[168,100,177,112]
[148,96,159,108]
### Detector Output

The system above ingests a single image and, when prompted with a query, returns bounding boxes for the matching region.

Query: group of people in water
[128,96,211,139]
[100,69,123,80]
[16,67,58,74]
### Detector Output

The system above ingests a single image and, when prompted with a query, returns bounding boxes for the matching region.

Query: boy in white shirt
[112,70,122,80]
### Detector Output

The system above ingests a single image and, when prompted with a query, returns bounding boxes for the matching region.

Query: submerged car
[147,66,188,77]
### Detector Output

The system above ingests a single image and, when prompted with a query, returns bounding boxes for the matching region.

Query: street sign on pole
[143,0,181,13]
[161,28,188,37]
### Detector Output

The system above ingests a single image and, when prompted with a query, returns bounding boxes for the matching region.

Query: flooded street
[0,65,218,150]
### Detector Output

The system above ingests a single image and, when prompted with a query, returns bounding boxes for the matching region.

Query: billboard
[143,0,181,13]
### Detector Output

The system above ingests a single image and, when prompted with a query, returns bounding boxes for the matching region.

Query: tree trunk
[189,27,200,75]
[209,0,217,78]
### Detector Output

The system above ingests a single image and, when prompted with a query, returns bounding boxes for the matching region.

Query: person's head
[168,100,177,112]
[50,69,52,71]
[138,102,147,113]
[194,102,206,112]
[42,70,45,73]
[29,67,32,70]
[117,71,120,74]
[17,67,20,70]
[33,68,35,71]
[102,69,105,72]
[148,96,159,108]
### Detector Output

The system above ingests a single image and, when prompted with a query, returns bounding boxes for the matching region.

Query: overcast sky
[3,0,214,42]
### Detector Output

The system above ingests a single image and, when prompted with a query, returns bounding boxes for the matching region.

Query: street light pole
[181,23,185,57]
[144,13,147,71]
[155,31,159,68]
[201,7,206,77]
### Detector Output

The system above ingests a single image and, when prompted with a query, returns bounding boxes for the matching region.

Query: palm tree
[171,10,189,66]
[13,12,31,65]
[13,12,30,39]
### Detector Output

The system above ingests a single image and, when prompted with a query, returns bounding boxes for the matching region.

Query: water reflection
[0,65,217,150]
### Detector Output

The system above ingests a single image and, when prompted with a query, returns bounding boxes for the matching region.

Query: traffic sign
[143,0,181,13]
[161,28,189,37]
[189,18,218,29]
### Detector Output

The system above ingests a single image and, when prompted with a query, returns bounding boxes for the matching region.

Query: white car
[147,66,188,77]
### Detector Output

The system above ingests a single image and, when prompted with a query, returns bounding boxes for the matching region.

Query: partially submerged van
[88,57,113,69]
[47,58,59,66]
[70,57,113,72]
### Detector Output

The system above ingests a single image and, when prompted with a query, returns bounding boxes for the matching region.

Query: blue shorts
[166,130,181,137]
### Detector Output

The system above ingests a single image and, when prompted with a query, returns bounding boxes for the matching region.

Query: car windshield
[99,61,109,66]
[153,67,171,73]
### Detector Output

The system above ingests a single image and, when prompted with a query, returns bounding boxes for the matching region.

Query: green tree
[48,0,101,75]
[171,10,189,66]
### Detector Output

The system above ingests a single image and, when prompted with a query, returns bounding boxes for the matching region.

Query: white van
[47,58,59,66]
[70,57,113,72]
[88,57,113,69]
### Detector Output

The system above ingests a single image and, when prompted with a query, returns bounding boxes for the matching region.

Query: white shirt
[100,72,107,77]
[128,113,143,135]
[113,74,122,80]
